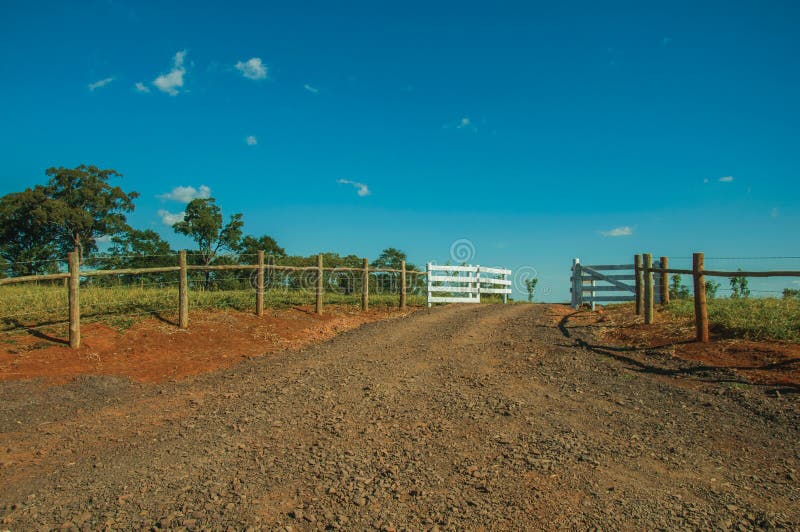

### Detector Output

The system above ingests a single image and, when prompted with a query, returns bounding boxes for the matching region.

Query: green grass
[665,297,800,342]
[0,284,427,332]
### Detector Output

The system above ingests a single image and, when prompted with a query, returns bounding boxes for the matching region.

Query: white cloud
[303,84,319,94]
[456,117,471,129]
[88,77,114,91]
[703,178,709,183]
[158,185,211,203]
[662,37,673,46]
[600,226,633,237]
[134,81,150,93]
[235,57,267,80]
[245,135,257,146]
[718,176,734,182]
[158,209,185,226]
[337,179,370,197]
[153,50,187,96]
[771,207,780,218]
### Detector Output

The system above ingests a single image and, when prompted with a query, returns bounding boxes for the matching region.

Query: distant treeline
[0,165,417,292]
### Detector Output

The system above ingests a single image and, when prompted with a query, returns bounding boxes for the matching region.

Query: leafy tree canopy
[0,185,61,276]
[372,247,417,271]
[173,197,243,266]
[239,234,286,260]
[44,165,138,258]
[106,229,174,268]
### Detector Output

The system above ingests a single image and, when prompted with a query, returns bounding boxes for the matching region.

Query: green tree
[730,270,750,298]
[173,198,243,288]
[44,165,138,259]
[372,248,417,293]
[524,278,539,302]
[669,274,691,300]
[783,288,800,300]
[705,279,720,299]
[238,234,286,261]
[0,186,60,276]
[86,229,175,287]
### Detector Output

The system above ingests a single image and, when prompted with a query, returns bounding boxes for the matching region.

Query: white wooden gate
[426,263,512,306]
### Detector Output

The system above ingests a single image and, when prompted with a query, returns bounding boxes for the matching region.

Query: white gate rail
[426,263,512,306]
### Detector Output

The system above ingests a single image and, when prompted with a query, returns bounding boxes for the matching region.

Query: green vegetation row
[0,284,428,332]
[665,297,800,342]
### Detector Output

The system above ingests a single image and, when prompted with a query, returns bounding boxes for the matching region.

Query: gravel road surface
[1,304,798,530]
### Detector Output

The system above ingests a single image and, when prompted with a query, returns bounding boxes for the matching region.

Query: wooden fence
[425,264,512,306]
[575,252,800,342]
[0,251,426,349]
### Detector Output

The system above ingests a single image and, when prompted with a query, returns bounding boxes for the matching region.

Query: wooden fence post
[179,250,188,329]
[68,251,80,349]
[316,253,323,314]
[256,250,265,317]
[361,258,369,311]
[660,256,669,305]
[643,253,654,324]
[634,254,643,316]
[400,260,407,309]
[693,252,709,342]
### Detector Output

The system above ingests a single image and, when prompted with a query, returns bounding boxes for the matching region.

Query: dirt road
[1,304,798,529]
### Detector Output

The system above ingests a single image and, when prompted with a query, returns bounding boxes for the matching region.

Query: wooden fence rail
[0,251,428,348]
[639,252,800,342]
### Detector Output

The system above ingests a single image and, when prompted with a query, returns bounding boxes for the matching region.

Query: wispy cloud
[303,83,319,94]
[443,116,478,132]
[158,209,185,226]
[600,226,633,237]
[662,37,673,46]
[88,77,114,91]
[235,57,267,80]
[134,81,150,93]
[245,135,257,146]
[771,207,780,218]
[718,176,734,182]
[153,50,187,96]
[337,179,370,197]
[158,185,211,203]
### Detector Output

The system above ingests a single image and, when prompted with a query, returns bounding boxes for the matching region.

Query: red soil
[0,306,416,384]
[595,305,800,388]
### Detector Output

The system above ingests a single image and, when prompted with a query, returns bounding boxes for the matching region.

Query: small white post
[426,262,432,307]
[475,265,481,303]
[590,278,596,311]
[502,270,508,304]
[571,258,581,309]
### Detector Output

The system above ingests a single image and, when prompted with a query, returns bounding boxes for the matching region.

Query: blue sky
[1,0,799,301]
